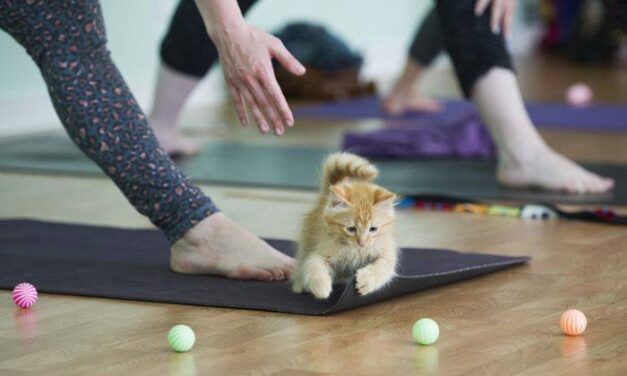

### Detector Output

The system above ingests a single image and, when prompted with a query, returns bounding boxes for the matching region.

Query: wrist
[195,0,246,40]
[207,13,246,41]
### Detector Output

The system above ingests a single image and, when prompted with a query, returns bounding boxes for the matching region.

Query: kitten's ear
[374,188,396,209]
[329,185,351,209]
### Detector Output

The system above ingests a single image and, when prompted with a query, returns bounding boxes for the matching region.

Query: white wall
[0,0,431,137]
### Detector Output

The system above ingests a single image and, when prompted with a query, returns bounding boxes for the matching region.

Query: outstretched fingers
[271,38,306,76]
[474,0,491,16]
[474,0,516,35]
[228,85,249,126]
[490,0,504,34]
[240,86,270,134]
[244,72,285,135]
[263,68,295,127]
[220,28,304,135]
[503,0,515,36]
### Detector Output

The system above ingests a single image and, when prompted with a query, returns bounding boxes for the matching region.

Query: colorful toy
[454,203,489,215]
[520,204,558,220]
[12,283,38,308]
[412,318,439,345]
[487,205,520,218]
[168,325,196,352]
[593,207,616,221]
[566,83,592,107]
[400,194,626,225]
[560,310,587,336]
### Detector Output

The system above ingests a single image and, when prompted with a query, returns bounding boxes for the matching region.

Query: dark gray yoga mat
[0,220,529,315]
[0,134,625,205]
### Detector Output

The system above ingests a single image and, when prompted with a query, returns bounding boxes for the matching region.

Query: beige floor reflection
[14,308,39,340]
[169,353,197,376]
[414,345,439,374]
[560,336,587,362]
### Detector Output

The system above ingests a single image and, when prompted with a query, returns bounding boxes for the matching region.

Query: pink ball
[566,83,593,107]
[12,283,38,309]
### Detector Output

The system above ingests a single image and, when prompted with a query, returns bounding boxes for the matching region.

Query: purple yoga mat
[294,96,627,131]
[342,108,495,158]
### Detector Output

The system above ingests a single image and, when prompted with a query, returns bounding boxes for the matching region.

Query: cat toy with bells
[291,153,398,299]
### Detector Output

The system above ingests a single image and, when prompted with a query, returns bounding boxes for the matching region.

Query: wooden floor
[1,54,626,375]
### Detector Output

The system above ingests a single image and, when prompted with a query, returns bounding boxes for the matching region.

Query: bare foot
[497,146,615,194]
[170,213,294,281]
[153,125,202,157]
[382,82,443,115]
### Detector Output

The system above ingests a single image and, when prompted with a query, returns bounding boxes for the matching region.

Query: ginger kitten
[291,152,398,299]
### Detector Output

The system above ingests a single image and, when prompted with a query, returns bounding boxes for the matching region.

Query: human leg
[0,0,292,279]
[437,0,613,193]
[151,0,260,155]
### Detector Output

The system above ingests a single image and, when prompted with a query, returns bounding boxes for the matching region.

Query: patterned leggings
[0,0,218,243]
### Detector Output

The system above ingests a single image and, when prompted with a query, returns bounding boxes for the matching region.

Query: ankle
[497,140,550,168]
[149,112,180,133]
[179,213,224,246]
[390,79,415,97]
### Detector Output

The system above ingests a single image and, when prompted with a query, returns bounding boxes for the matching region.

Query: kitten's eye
[346,226,357,233]
[369,226,378,233]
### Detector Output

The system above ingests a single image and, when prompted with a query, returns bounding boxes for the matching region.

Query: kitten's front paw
[307,274,332,299]
[356,267,377,296]
[291,279,304,294]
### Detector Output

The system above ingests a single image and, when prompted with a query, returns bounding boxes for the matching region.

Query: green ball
[412,318,439,345]
[168,325,196,352]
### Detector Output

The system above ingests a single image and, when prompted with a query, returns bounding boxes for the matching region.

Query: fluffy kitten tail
[322,152,378,192]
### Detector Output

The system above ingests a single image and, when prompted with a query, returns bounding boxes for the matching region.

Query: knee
[435,0,513,97]
[437,0,491,41]
[20,2,109,67]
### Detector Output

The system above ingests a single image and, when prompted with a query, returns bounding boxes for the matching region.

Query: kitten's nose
[358,238,367,247]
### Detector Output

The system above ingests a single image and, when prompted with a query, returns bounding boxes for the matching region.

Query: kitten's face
[324,181,395,248]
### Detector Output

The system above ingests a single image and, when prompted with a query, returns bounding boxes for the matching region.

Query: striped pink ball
[12,283,38,308]
[560,309,587,336]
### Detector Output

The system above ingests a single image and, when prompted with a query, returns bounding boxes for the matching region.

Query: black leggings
[436,0,513,96]
[0,0,218,243]
[161,0,513,98]
[160,0,259,77]
[408,6,444,67]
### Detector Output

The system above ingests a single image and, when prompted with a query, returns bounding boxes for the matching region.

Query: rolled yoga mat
[0,135,625,205]
[293,96,627,132]
[0,220,529,315]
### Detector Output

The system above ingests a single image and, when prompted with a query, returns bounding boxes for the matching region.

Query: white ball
[566,83,593,107]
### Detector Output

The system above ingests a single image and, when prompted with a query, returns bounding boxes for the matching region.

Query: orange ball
[560,309,587,336]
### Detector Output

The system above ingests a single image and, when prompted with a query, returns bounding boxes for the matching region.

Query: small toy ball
[566,83,592,107]
[412,318,439,345]
[12,283,38,309]
[168,325,195,352]
[560,309,587,336]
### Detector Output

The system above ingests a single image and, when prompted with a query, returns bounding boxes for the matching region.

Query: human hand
[474,0,517,36]
[214,23,306,135]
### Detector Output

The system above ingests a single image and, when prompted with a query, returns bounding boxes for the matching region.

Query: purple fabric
[294,96,627,132]
[342,109,495,158]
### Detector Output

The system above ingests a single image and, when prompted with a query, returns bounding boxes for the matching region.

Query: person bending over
[0,0,297,281]
[154,0,613,194]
